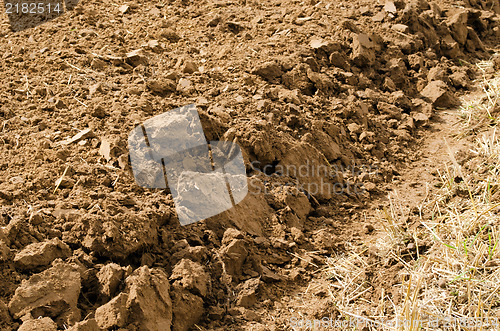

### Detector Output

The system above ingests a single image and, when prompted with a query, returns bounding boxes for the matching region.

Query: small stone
[398,116,415,131]
[383,77,397,92]
[307,70,336,92]
[79,29,97,37]
[147,39,160,50]
[224,21,245,33]
[413,98,433,115]
[54,176,75,189]
[313,231,335,251]
[228,307,243,316]
[348,123,363,134]
[390,91,413,112]
[207,305,224,320]
[329,51,350,70]
[365,224,375,233]
[34,87,47,96]
[165,71,180,81]
[182,61,198,74]
[407,54,423,71]
[364,182,377,192]
[295,16,313,25]
[207,16,221,27]
[407,242,416,251]
[62,129,94,145]
[359,6,371,15]
[149,6,161,16]
[9,176,25,185]
[118,154,129,170]
[118,4,129,14]
[287,268,303,281]
[392,24,409,33]
[0,190,13,201]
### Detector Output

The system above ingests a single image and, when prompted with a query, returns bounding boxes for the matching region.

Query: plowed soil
[0,0,499,330]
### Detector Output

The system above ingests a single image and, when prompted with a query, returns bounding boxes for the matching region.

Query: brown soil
[0,0,499,330]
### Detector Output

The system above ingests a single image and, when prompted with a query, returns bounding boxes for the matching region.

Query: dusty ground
[0,0,499,330]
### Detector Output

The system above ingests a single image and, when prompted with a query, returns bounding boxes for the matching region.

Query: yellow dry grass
[323,58,500,330]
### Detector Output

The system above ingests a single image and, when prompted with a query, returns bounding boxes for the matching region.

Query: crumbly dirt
[0,0,499,330]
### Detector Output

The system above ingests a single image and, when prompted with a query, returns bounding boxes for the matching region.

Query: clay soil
[0,0,499,330]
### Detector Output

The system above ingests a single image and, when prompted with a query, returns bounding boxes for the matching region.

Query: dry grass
[322,59,500,330]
